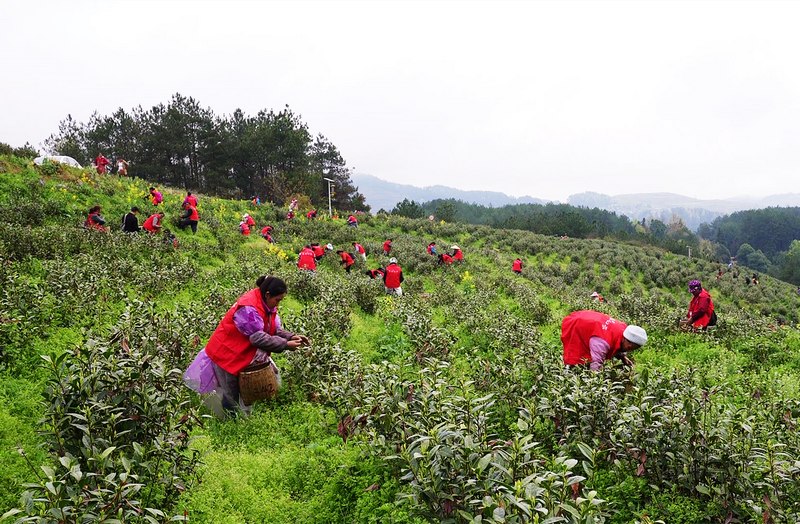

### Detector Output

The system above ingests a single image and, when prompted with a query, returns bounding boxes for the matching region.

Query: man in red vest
[297,245,317,271]
[383,257,404,296]
[561,310,647,370]
[383,239,392,255]
[512,258,523,274]
[682,279,715,331]
[353,242,366,262]
[178,203,200,233]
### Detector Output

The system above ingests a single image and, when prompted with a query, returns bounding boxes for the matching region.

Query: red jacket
[452,249,463,261]
[205,288,276,375]
[383,240,392,254]
[512,259,523,272]
[340,252,355,267]
[561,310,627,366]
[298,248,317,270]
[687,289,714,328]
[384,264,403,288]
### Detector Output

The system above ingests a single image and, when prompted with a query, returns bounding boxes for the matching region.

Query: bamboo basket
[239,362,279,405]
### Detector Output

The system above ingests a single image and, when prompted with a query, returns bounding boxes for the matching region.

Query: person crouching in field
[681,279,716,331]
[204,276,308,415]
[561,310,647,370]
[84,206,108,232]
[337,250,355,273]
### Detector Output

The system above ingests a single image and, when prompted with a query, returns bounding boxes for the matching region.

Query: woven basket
[239,362,279,405]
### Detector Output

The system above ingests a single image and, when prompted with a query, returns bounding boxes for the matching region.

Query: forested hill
[42,93,367,211]
[698,206,800,268]
[2,156,800,522]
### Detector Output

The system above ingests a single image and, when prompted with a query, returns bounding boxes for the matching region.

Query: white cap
[590,292,599,297]
[389,257,397,264]
[623,325,647,347]
[326,243,333,250]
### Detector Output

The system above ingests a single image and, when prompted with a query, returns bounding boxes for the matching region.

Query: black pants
[179,219,198,233]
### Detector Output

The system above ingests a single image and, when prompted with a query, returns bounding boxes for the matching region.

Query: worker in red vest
[239,220,251,235]
[383,258,404,296]
[337,250,355,273]
[310,243,325,260]
[353,242,366,262]
[682,279,716,331]
[438,253,454,265]
[178,203,200,233]
[561,310,647,370]
[297,245,317,271]
[204,275,308,415]
[347,214,358,227]
[365,267,385,279]
[512,258,523,274]
[426,242,438,256]
[183,192,199,208]
[451,245,463,262]
[261,226,274,243]
[383,239,392,255]
[142,212,165,234]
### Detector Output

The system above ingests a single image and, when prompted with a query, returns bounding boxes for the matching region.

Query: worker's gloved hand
[250,349,271,365]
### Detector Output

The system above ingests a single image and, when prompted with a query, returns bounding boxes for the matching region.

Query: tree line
[41,93,368,211]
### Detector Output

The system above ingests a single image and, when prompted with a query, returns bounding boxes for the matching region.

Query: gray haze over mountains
[353,174,800,231]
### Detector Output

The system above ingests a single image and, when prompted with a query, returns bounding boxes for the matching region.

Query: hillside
[2,155,800,523]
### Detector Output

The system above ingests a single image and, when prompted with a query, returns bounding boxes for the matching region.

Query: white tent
[33,155,82,168]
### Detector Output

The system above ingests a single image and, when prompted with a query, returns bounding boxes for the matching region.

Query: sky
[3,0,800,203]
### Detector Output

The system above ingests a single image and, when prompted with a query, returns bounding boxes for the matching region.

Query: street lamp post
[324,177,334,217]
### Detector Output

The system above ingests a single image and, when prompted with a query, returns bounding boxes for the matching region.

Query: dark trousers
[179,219,198,233]
[212,362,240,412]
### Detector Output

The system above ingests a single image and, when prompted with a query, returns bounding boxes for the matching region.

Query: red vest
[441,254,453,264]
[142,214,160,232]
[383,240,391,253]
[688,289,715,328]
[354,243,365,254]
[185,195,198,207]
[512,259,523,272]
[385,264,402,288]
[205,288,276,375]
[341,252,354,266]
[298,248,317,270]
[561,310,627,366]
[453,249,463,261]
[311,245,325,258]
[187,206,199,221]
[240,223,250,235]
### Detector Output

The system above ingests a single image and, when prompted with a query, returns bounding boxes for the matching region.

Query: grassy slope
[1,156,800,522]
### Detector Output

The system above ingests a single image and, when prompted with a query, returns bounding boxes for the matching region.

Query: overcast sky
[3,0,799,202]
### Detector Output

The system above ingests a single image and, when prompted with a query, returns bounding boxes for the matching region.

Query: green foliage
[3,156,800,523]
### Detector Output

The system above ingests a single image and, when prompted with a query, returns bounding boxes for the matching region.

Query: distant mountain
[352,175,800,232]
[352,174,549,212]
[567,191,800,231]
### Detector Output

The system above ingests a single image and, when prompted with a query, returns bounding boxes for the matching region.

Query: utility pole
[324,177,334,217]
